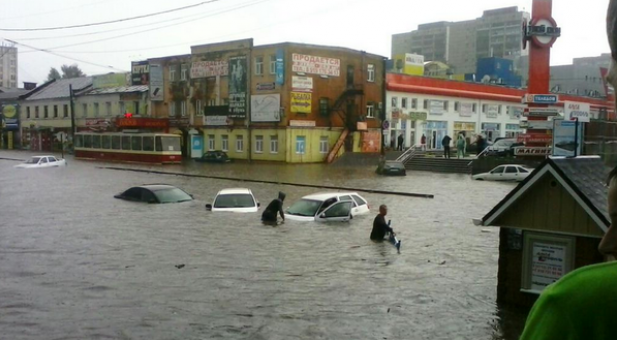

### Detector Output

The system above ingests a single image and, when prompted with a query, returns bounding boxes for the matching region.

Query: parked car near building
[472,165,532,182]
[205,188,260,213]
[284,192,370,222]
[14,155,67,169]
[195,151,231,163]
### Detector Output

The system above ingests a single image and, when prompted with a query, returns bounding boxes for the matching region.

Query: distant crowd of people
[392,132,489,159]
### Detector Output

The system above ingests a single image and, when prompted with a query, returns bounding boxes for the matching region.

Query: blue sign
[275,49,285,86]
[191,135,204,159]
[553,120,583,157]
[525,94,559,104]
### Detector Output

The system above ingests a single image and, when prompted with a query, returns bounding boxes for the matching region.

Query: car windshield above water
[286,199,322,217]
[26,157,42,164]
[152,187,193,203]
[213,193,256,208]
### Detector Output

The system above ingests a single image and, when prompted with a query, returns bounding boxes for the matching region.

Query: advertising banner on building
[131,61,150,85]
[291,92,312,114]
[429,100,444,115]
[190,60,228,79]
[228,56,247,118]
[275,49,285,85]
[292,76,313,92]
[292,54,340,77]
[517,133,552,144]
[362,131,381,153]
[531,242,566,291]
[485,105,499,118]
[553,120,583,157]
[149,64,164,102]
[459,103,474,117]
[204,116,231,126]
[251,94,281,122]
[393,53,424,76]
[1,103,19,131]
[93,73,129,89]
[564,101,591,123]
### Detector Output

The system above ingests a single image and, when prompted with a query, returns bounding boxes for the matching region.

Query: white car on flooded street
[15,155,67,169]
[284,192,370,222]
[205,188,260,213]
[472,164,532,182]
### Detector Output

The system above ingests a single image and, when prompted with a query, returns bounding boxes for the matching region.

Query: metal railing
[396,145,422,164]
[467,146,492,166]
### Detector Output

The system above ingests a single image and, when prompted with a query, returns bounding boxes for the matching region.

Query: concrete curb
[99,166,435,199]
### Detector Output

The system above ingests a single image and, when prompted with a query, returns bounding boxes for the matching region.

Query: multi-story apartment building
[0,46,18,89]
[550,54,613,97]
[392,7,530,75]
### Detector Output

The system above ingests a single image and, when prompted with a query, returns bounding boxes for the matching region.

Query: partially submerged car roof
[137,184,178,191]
[302,192,360,201]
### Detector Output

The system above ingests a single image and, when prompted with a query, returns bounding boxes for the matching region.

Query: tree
[47,67,61,82]
[60,64,86,79]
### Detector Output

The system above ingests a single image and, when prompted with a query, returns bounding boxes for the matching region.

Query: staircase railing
[396,145,421,164]
[467,146,492,166]
[327,129,349,164]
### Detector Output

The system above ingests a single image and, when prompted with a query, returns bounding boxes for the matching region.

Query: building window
[169,66,176,82]
[391,97,398,108]
[366,104,375,118]
[255,135,264,153]
[443,101,449,111]
[63,104,69,118]
[44,106,49,118]
[367,64,375,82]
[180,101,187,117]
[270,135,278,154]
[26,107,31,119]
[94,103,100,117]
[134,101,140,115]
[106,102,112,116]
[120,101,126,115]
[472,103,477,113]
[169,102,175,117]
[236,135,244,152]
[498,105,503,114]
[255,56,264,75]
[411,98,418,109]
[270,55,276,74]
[195,100,203,116]
[319,136,329,154]
[181,63,188,81]
[482,104,487,113]
[454,102,460,112]
[221,135,229,152]
[53,105,58,118]
[295,136,306,154]
[423,99,429,109]
[208,134,215,151]
[82,103,87,118]
[401,98,408,109]
[35,106,39,118]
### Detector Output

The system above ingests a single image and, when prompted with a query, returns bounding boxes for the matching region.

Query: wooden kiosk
[476,156,610,308]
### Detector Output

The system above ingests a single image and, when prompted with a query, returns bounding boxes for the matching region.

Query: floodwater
[0,151,528,340]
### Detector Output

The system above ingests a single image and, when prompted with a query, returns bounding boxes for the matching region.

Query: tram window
[155,136,163,151]
[102,135,111,149]
[92,135,101,149]
[122,136,131,150]
[131,136,142,151]
[75,135,83,148]
[112,136,121,150]
[161,137,181,152]
[84,135,92,148]
[142,136,154,151]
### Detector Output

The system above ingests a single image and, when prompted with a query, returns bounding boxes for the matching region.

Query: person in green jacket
[456,134,466,159]
[518,165,617,340]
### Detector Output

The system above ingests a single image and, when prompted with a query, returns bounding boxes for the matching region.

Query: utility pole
[69,84,76,142]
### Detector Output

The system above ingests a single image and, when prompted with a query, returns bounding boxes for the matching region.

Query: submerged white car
[205,188,260,213]
[15,155,67,169]
[284,192,370,222]
[472,164,532,182]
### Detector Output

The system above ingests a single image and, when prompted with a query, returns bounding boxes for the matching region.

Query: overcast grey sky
[0,0,611,84]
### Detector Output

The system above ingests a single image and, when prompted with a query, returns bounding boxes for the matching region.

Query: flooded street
[0,151,527,340]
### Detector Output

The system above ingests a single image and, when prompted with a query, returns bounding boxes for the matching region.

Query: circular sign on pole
[529,17,559,48]
[382,120,390,130]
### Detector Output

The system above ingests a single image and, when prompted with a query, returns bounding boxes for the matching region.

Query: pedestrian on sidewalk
[456,134,466,159]
[442,135,452,159]
[420,134,427,151]
[397,133,404,151]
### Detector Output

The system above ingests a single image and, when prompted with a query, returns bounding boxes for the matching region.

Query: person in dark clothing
[442,135,452,159]
[261,191,286,223]
[370,205,394,240]
[476,135,486,156]
[397,133,404,151]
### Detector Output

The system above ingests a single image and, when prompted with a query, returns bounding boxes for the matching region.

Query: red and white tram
[74,132,182,164]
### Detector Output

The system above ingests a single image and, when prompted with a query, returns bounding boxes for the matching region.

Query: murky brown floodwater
[0,150,527,340]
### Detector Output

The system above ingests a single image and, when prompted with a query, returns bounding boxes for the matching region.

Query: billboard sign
[275,49,285,85]
[485,105,499,118]
[429,100,444,115]
[1,103,19,130]
[514,147,551,156]
[509,106,525,119]
[292,76,313,92]
[459,103,474,117]
[251,94,281,122]
[190,60,228,79]
[553,120,583,157]
[523,94,559,104]
[517,133,553,144]
[564,101,591,123]
[393,53,424,76]
[520,120,554,130]
[204,115,231,126]
[228,56,248,118]
[291,92,312,113]
[524,107,560,117]
[93,73,128,89]
[292,54,340,77]
[149,64,164,102]
[131,61,150,85]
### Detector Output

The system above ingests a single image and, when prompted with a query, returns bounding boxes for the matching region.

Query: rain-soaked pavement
[0,151,528,340]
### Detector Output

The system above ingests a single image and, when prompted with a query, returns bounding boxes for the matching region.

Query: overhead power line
[6,39,126,72]
[0,0,222,32]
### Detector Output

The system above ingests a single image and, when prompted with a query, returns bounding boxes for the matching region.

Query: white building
[0,45,18,89]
